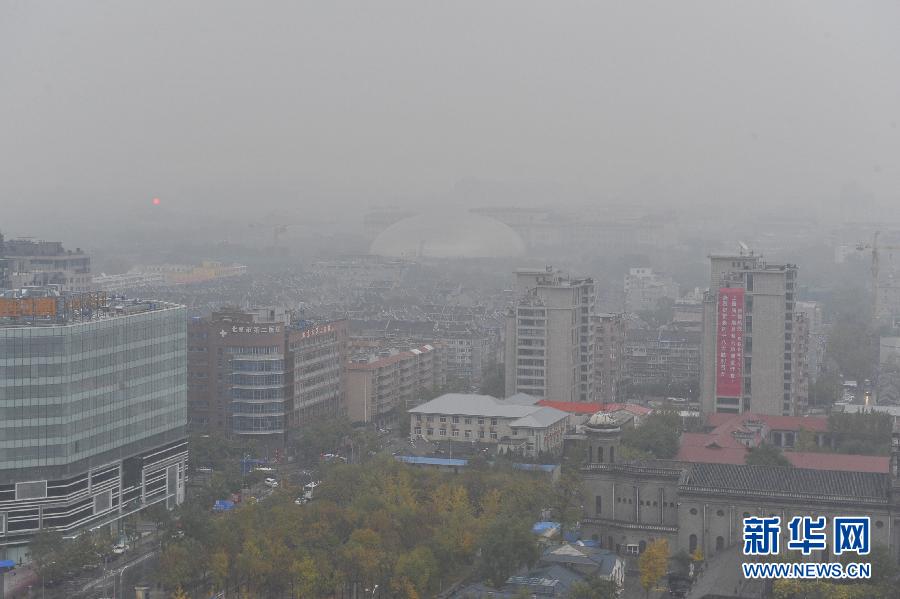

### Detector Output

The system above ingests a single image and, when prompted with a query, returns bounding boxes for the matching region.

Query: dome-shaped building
[369,211,526,259]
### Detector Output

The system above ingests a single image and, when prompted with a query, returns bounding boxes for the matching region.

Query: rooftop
[0,290,181,327]
[680,463,889,504]
[410,393,567,427]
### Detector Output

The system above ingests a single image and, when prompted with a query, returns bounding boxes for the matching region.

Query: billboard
[716,287,744,397]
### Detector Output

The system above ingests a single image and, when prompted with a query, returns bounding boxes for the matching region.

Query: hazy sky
[2,1,900,227]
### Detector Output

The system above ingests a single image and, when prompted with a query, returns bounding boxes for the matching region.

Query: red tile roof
[705,412,828,433]
[537,400,601,414]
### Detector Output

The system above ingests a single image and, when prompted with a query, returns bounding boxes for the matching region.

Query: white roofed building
[408,393,568,457]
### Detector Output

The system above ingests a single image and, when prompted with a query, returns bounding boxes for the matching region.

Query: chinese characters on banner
[716,288,744,397]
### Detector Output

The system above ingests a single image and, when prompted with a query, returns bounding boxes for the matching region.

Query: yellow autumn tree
[638,539,669,597]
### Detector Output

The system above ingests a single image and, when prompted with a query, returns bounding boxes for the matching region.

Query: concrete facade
[346,343,445,424]
[506,268,595,402]
[700,253,806,416]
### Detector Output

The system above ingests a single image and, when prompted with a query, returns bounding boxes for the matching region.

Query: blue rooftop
[513,463,559,473]
[395,455,468,467]
[532,521,561,534]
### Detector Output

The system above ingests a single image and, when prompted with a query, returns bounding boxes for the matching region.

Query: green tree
[810,371,842,407]
[569,576,619,599]
[794,428,822,453]
[393,546,438,597]
[828,411,892,455]
[622,411,681,459]
[745,443,792,467]
[638,539,669,597]
[478,516,540,587]
[826,314,876,384]
[480,360,505,398]
[550,467,583,543]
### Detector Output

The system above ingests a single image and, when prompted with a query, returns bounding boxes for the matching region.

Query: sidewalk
[4,564,38,598]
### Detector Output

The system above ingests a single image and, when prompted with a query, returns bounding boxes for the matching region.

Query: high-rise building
[593,313,626,403]
[0,291,187,560]
[700,252,803,415]
[505,267,595,402]
[623,268,679,313]
[1,238,92,292]
[187,310,347,438]
[287,319,349,426]
[345,343,445,424]
[795,301,825,382]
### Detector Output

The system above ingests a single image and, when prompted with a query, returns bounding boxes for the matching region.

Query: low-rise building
[408,393,568,457]
[346,343,445,425]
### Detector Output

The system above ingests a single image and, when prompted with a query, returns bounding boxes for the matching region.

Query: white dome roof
[370,211,526,259]
[587,412,617,427]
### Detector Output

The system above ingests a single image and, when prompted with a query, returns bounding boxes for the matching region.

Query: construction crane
[856,231,900,323]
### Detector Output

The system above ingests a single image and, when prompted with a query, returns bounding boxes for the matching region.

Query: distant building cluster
[0,235,92,292]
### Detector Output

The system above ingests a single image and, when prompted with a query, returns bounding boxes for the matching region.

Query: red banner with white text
[716,288,744,397]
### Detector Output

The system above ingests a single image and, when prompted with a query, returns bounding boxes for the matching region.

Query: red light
[152,198,161,206]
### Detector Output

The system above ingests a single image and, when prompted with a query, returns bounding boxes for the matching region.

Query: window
[426,428,434,435]
[690,508,698,515]
[439,417,447,423]
[426,416,433,422]
[716,509,725,517]
[15,481,47,500]
[465,418,472,425]
[490,432,497,440]
[452,429,460,437]
[478,431,485,438]
[595,496,602,514]
[491,418,498,426]
[416,414,422,421]
[452,416,459,424]
[478,418,485,425]
[439,429,446,436]
[464,430,471,438]
[414,427,422,435]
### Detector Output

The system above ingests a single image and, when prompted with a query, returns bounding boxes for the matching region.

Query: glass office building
[0,294,187,559]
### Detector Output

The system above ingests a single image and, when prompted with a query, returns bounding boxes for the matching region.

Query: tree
[828,411,892,455]
[794,428,821,453]
[569,576,619,599]
[622,411,681,459]
[480,360,505,398]
[478,516,540,587]
[550,467,583,543]
[393,546,438,597]
[638,539,669,597]
[745,443,791,467]
[171,587,190,599]
[810,370,842,407]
